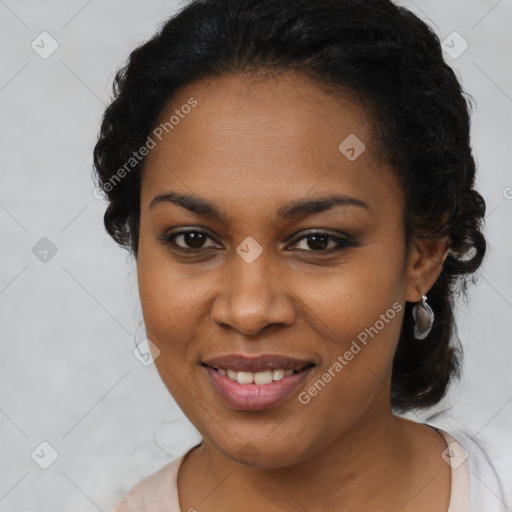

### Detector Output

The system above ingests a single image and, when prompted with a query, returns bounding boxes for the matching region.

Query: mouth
[201,354,316,410]
[203,365,312,384]
[202,354,315,373]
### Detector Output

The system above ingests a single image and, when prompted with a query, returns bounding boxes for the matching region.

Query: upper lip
[202,354,315,372]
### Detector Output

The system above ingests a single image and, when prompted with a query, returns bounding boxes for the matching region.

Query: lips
[205,366,314,410]
[201,353,316,410]
[202,354,315,373]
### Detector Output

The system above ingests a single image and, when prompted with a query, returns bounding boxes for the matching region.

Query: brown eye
[158,229,355,255]
[300,234,330,251]
[288,232,355,252]
[177,231,208,249]
[159,229,219,252]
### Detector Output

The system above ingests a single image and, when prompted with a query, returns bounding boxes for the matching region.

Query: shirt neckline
[424,425,470,511]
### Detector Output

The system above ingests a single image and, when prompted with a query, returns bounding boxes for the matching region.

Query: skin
[136,71,451,512]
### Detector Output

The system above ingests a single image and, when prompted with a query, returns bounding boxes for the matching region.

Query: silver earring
[412,294,434,340]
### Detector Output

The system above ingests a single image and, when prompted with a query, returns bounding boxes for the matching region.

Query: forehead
[140,71,402,223]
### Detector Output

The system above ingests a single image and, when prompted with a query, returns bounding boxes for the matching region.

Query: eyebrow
[149,191,369,221]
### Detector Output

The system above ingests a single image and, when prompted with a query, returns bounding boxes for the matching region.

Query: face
[137,71,417,468]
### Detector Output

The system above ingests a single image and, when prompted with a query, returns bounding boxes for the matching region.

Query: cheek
[291,247,405,343]
[297,275,403,398]
[137,267,190,386]
[293,281,404,440]
[288,245,406,402]
[136,237,208,347]
[136,246,207,411]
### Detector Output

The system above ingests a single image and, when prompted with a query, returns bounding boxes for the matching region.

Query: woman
[93,0,507,510]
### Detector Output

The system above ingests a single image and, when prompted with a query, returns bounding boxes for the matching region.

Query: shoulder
[436,427,508,511]
[107,455,184,512]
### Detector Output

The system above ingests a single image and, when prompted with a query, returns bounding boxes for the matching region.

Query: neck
[179,402,419,511]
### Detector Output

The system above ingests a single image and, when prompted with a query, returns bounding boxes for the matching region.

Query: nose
[210,249,296,336]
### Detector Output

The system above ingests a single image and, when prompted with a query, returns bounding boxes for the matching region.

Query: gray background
[1,0,511,510]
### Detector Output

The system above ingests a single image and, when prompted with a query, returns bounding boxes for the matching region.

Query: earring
[412,294,434,340]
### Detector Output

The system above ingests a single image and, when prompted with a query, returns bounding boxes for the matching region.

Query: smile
[211,367,296,384]
[201,354,316,410]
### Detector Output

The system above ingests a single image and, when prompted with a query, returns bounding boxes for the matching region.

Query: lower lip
[204,365,314,410]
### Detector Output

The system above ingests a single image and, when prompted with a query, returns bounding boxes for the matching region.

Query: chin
[213,436,310,469]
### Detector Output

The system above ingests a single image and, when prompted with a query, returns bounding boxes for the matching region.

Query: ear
[405,235,450,303]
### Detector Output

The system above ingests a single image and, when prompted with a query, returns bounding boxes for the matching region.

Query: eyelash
[158,229,356,255]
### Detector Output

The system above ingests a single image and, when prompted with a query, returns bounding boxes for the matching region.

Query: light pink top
[108,427,507,511]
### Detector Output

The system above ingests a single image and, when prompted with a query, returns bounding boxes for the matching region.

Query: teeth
[272,369,284,380]
[253,370,272,385]
[217,368,300,384]
[237,371,254,384]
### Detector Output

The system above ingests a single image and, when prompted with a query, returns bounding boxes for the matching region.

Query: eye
[158,228,355,254]
[287,231,355,252]
[158,229,219,252]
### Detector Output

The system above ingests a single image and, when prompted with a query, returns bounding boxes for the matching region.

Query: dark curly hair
[92,0,486,412]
